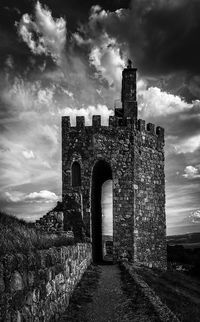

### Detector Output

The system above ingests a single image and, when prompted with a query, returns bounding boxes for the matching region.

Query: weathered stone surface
[0,243,92,321]
[35,202,64,233]
[0,277,5,292]
[10,271,24,292]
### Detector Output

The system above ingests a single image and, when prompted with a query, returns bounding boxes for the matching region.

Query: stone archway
[91,160,113,263]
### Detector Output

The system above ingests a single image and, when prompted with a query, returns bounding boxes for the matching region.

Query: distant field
[167,232,200,249]
[135,265,200,322]
[169,242,200,249]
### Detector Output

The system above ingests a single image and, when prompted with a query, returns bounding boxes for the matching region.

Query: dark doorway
[91,160,113,263]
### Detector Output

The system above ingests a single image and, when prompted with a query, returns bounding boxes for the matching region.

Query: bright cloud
[73,6,127,91]
[89,33,125,87]
[17,1,66,64]
[183,165,200,179]
[22,150,35,159]
[175,134,200,154]
[27,190,59,202]
[5,190,59,203]
[138,86,192,117]
[2,76,57,113]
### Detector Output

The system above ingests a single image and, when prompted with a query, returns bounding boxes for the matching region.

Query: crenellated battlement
[62,115,164,142]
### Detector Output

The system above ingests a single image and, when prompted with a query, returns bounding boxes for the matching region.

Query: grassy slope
[135,266,200,322]
[167,233,200,246]
[0,211,74,256]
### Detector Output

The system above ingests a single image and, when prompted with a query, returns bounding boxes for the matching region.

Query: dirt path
[59,264,160,322]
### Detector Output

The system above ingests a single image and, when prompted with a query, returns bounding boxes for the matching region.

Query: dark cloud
[2,0,200,78]
[128,0,200,75]
[78,0,200,76]
[70,0,200,102]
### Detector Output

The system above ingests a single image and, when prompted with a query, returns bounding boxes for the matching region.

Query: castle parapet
[76,116,85,128]
[156,126,164,142]
[137,119,164,142]
[92,115,101,127]
[62,116,71,128]
[109,116,117,127]
[62,115,164,143]
[147,123,155,134]
[138,119,145,131]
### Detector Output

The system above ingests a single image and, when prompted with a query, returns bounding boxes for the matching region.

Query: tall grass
[0,211,74,256]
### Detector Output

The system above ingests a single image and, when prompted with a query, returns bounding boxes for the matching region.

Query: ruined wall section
[133,120,166,269]
[35,211,64,233]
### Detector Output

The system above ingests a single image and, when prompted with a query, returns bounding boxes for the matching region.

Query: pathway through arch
[59,264,160,322]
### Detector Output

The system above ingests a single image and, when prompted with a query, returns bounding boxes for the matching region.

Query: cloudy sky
[0,0,200,235]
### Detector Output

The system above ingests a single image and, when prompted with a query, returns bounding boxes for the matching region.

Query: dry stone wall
[0,243,92,321]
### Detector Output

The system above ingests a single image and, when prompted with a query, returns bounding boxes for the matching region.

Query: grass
[134,265,200,322]
[0,211,75,256]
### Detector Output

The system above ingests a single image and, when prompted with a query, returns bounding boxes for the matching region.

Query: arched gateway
[91,160,112,262]
[62,62,167,269]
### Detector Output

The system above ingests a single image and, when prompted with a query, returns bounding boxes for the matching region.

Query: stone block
[10,271,24,292]
[0,277,5,292]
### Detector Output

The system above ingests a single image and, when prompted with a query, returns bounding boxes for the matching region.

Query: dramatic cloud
[183,165,200,179]
[83,1,200,76]
[89,32,125,87]
[138,84,192,117]
[1,0,200,234]
[72,0,200,105]
[17,1,66,64]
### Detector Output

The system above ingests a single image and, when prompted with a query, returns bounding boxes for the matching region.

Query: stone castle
[62,61,166,269]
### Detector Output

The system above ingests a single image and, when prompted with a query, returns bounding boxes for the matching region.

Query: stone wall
[133,120,166,269]
[35,211,64,233]
[0,243,92,321]
[35,196,86,242]
[62,115,166,268]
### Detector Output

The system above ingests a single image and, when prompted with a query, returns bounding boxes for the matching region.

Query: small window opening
[72,161,81,186]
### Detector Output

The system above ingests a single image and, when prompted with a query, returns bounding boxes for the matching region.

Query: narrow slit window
[72,161,81,186]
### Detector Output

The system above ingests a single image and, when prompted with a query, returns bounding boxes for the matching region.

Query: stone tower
[62,61,166,269]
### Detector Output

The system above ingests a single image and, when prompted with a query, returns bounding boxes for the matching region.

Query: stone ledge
[122,262,180,322]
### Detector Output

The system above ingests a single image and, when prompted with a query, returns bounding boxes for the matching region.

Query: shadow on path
[59,264,160,322]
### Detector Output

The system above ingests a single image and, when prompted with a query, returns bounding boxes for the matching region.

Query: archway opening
[102,180,113,261]
[91,160,113,263]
